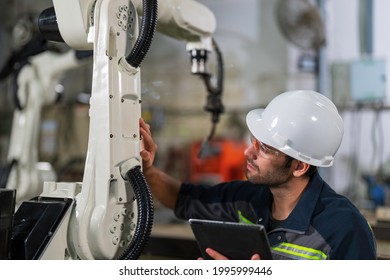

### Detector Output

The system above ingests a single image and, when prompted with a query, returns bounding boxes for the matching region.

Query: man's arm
[140,118,182,210]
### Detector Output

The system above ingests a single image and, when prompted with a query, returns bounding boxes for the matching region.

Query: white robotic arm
[5,50,91,207]
[45,0,215,49]
[132,0,215,41]
[11,0,218,260]
[39,0,216,74]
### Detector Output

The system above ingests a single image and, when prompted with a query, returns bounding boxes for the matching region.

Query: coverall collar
[280,171,323,232]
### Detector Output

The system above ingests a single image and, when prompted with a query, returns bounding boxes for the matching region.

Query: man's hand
[198,248,261,260]
[139,118,158,171]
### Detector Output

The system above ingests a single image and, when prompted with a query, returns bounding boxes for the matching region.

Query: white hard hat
[246,90,344,167]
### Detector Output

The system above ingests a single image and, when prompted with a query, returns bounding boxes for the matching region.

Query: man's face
[244,137,294,187]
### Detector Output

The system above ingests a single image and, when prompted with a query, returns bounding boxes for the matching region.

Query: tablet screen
[189,219,273,260]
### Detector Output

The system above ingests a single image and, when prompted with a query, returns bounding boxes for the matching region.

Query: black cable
[197,38,224,158]
[0,32,49,110]
[201,38,224,126]
[125,0,158,68]
[0,33,48,81]
[118,166,154,260]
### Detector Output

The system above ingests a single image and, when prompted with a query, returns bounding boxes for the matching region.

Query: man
[140,90,377,260]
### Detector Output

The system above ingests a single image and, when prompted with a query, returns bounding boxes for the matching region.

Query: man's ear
[292,161,310,177]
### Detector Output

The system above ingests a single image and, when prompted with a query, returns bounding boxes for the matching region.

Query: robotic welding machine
[8,0,219,260]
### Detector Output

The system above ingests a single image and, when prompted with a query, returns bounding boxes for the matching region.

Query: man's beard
[245,158,292,187]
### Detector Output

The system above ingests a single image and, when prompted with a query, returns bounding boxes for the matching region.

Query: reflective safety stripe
[272,242,327,260]
[237,210,254,224]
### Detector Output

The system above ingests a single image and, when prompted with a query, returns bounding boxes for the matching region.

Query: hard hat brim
[246,108,275,147]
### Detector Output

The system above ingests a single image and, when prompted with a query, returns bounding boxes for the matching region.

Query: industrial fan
[275,0,326,73]
[275,0,325,50]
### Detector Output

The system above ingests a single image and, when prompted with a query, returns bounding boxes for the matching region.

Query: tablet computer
[189,218,273,260]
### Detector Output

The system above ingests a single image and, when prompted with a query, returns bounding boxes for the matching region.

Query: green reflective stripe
[237,210,254,224]
[368,221,374,232]
[272,242,327,260]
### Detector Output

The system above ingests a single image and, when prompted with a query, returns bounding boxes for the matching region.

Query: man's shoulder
[315,188,372,235]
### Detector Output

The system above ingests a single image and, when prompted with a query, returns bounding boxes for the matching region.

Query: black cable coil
[125,0,158,68]
[118,166,154,260]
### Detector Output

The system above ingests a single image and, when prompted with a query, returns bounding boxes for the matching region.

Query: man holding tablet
[140,90,377,260]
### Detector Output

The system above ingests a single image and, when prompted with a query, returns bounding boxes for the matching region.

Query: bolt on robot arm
[10,0,219,260]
